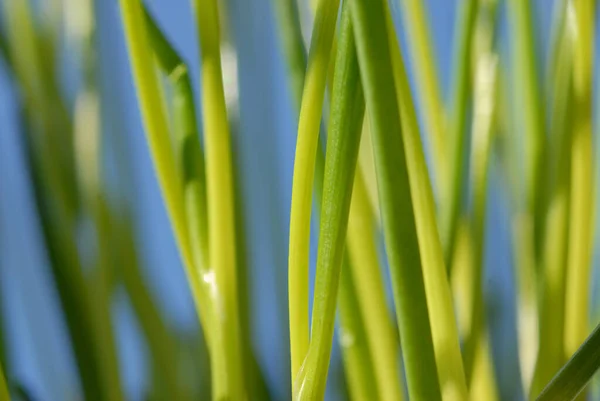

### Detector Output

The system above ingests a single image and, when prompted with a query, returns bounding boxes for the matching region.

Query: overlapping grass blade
[395,0,447,193]
[564,0,596,363]
[337,258,379,401]
[349,0,442,398]
[439,0,478,272]
[294,6,365,398]
[191,0,246,396]
[530,1,574,396]
[383,3,467,399]
[0,363,9,401]
[286,0,341,384]
[536,322,600,401]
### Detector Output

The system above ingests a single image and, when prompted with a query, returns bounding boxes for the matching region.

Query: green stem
[192,0,246,396]
[440,0,478,272]
[384,3,468,398]
[337,258,379,401]
[350,0,442,398]
[395,0,447,194]
[0,364,8,401]
[286,0,341,386]
[295,6,365,398]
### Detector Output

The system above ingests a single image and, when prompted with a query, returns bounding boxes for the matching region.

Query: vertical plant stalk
[395,0,447,193]
[507,0,546,265]
[272,1,399,396]
[384,3,468,399]
[295,6,365,398]
[564,0,596,366]
[337,258,379,401]
[460,0,499,385]
[350,0,442,398]
[530,3,574,397]
[440,0,478,272]
[346,170,404,401]
[192,0,245,397]
[286,0,341,385]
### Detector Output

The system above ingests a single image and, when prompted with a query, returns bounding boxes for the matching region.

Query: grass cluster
[1,0,600,400]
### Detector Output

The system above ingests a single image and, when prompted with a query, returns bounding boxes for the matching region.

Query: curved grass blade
[287,0,341,384]
[294,6,365,398]
[349,0,442,398]
[536,322,600,401]
[191,0,246,396]
[383,4,468,399]
[271,1,398,397]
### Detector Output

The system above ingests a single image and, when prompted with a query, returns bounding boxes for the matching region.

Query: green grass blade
[395,0,447,193]
[270,0,307,108]
[294,6,365,398]
[191,0,246,396]
[347,169,404,401]
[384,4,468,399]
[507,0,547,264]
[564,0,596,364]
[440,0,478,272]
[530,2,574,397]
[287,0,341,384]
[536,322,600,401]
[337,258,379,401]
[349,0,442,398]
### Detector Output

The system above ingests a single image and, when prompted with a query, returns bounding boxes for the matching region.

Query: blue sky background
[2,0,596,400]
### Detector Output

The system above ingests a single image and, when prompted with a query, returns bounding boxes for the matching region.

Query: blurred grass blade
[294,6,365,398]
[191,0,246,396]
[347,169,404,401]
[287,0,341,384]
[507,0,547,265]
[564,0,596,363]
[0,364,8,401]
[349,0,442,398]
[461,0,499,385]
[395,0,447,193]
[440,0,478,272]
[337,258,379,401]
[383,3,468,399]
[530,1,574,397]
[536,323,600,401]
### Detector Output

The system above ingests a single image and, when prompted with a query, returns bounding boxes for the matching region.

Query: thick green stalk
[564,0,596,358]
[347,170,404,401]
[287,0,341,384]
[337,259,379,401]
[192,0,245,396]
[349,0,442,398]
[384,4,467,399]
[294,7,365,398]
[395,0,447,193]
[530,4,574,397]
[440,0,478,272]
[507,0,546,264]
[537,322,600,401]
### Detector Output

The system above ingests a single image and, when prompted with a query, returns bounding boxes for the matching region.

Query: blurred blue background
[2,0,597,400]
